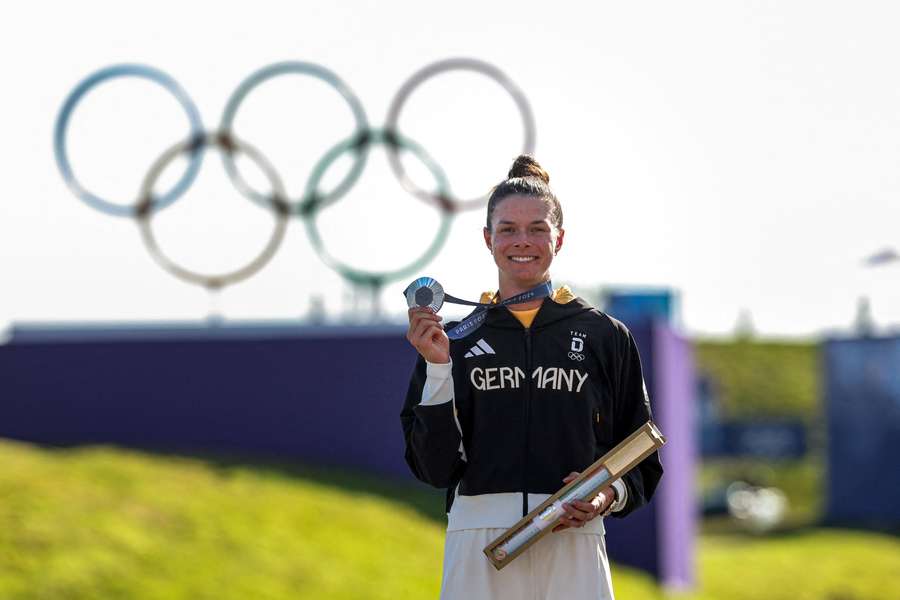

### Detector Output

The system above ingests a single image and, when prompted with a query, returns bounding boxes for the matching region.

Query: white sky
[2,0,900,338]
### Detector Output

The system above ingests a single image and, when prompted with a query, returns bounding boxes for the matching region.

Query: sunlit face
[483,195,564,290]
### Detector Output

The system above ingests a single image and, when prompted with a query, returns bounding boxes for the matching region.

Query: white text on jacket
[470,366,589,392]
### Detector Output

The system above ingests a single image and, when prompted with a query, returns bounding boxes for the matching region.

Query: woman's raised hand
[406,307,450,364]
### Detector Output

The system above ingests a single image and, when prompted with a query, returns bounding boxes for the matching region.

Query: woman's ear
[483,227,493,253]
[554,228,565,254]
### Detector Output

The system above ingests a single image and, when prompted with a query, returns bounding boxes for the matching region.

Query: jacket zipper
[522,328,532,517]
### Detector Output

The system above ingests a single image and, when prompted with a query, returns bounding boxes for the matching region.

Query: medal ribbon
[445,281,552,340]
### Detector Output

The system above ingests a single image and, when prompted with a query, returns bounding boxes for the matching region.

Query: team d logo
[569,337,585,361]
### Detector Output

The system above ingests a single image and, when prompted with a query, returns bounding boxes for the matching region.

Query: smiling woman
[482,156,564,311]
[401,155,663,600]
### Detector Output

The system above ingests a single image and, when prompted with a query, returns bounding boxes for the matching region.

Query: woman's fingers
[407,307,439,332]
[408,310,439,339]
[411,323,449,363]
[407,307,441,329]
[405,307,449,363]
[553,514,582,532]
[553,472,585,532]
[406,308,441,341]
[552,482,609,534]
[553,502,594,533]
[408,307,442,322]
[562,502,591,522]
[410,317,431,341]
[568,500,598,514]
[562,471,580,484]
[552,522,570,533]
[412,320,442,348]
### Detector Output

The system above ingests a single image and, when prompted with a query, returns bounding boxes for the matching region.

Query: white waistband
[447,491,605,535]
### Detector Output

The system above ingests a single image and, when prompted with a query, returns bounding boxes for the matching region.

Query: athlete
[401,155,663,599]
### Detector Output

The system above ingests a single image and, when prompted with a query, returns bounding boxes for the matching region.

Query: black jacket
[401,295,663,518]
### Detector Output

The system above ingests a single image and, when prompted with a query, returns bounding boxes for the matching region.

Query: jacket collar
[475,294,595,331]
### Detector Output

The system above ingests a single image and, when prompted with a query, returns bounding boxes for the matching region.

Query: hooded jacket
[400,291,663,521]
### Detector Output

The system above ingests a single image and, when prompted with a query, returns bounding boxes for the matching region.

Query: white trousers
[439,528,615,600]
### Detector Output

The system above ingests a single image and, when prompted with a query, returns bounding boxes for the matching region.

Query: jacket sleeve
[400,356,466,489]
[609,326,664,518]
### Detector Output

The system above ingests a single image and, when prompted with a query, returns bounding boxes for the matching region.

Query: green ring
[302,128,454,287]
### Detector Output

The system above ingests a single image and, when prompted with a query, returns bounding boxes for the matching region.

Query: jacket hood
[457,287,597,333]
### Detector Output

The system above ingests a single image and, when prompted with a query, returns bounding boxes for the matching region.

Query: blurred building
[823,333,900,529]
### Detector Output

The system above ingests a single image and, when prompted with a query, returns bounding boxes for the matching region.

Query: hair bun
[507,154,549,184]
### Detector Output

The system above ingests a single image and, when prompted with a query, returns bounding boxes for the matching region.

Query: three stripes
[464,338,496,358]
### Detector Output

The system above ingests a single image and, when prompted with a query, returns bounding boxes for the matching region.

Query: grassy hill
[0,440,445,600]
[693,339,819,420]
[2,439,898,600]
[693,338,826,526]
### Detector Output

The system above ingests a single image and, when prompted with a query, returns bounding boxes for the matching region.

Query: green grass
[1,439,898,600]
[693,530,900,600]
[612,530,900,600]
[0,439,445,600]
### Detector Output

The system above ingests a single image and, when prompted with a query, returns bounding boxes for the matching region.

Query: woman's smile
[485,194,564,293]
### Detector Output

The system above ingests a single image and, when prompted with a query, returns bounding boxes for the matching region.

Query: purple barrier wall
[653,322,696,590]
[1,323,415,478]
[1,319,695,584]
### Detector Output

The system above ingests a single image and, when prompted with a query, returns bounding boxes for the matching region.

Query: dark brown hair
[485,155,562,231]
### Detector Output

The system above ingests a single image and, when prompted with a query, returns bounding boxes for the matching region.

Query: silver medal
[403,277,445,312]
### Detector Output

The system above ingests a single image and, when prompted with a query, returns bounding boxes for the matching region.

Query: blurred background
[1,1,899,598]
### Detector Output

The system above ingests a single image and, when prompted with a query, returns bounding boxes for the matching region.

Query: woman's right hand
[406,307,450,364]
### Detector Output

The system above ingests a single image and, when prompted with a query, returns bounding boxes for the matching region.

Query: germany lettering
[470,366,589,392]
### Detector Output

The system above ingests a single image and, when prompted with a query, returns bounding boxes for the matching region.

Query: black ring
[219,61,370,216]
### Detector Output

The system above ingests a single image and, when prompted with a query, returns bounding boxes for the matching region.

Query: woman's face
[483,194,564,290]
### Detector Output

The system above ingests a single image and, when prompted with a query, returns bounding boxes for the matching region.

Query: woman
[401,155,663,599]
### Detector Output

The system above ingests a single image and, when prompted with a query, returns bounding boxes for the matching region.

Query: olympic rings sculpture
[53,59,536,291]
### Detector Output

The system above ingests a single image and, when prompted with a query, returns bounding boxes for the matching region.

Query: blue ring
[218,61,370,215]
[53,64,204,217]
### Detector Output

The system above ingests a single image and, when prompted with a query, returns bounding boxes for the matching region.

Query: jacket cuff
[419,359,454,406]
[610,479,628,513]
[425,359,453,379]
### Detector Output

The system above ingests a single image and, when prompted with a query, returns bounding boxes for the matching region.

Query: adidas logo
[464,338,496,358]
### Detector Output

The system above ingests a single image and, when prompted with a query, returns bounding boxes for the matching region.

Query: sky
[2,0,900,339]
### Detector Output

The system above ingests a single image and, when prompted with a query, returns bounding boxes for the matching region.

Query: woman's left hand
[552,471,614,533]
